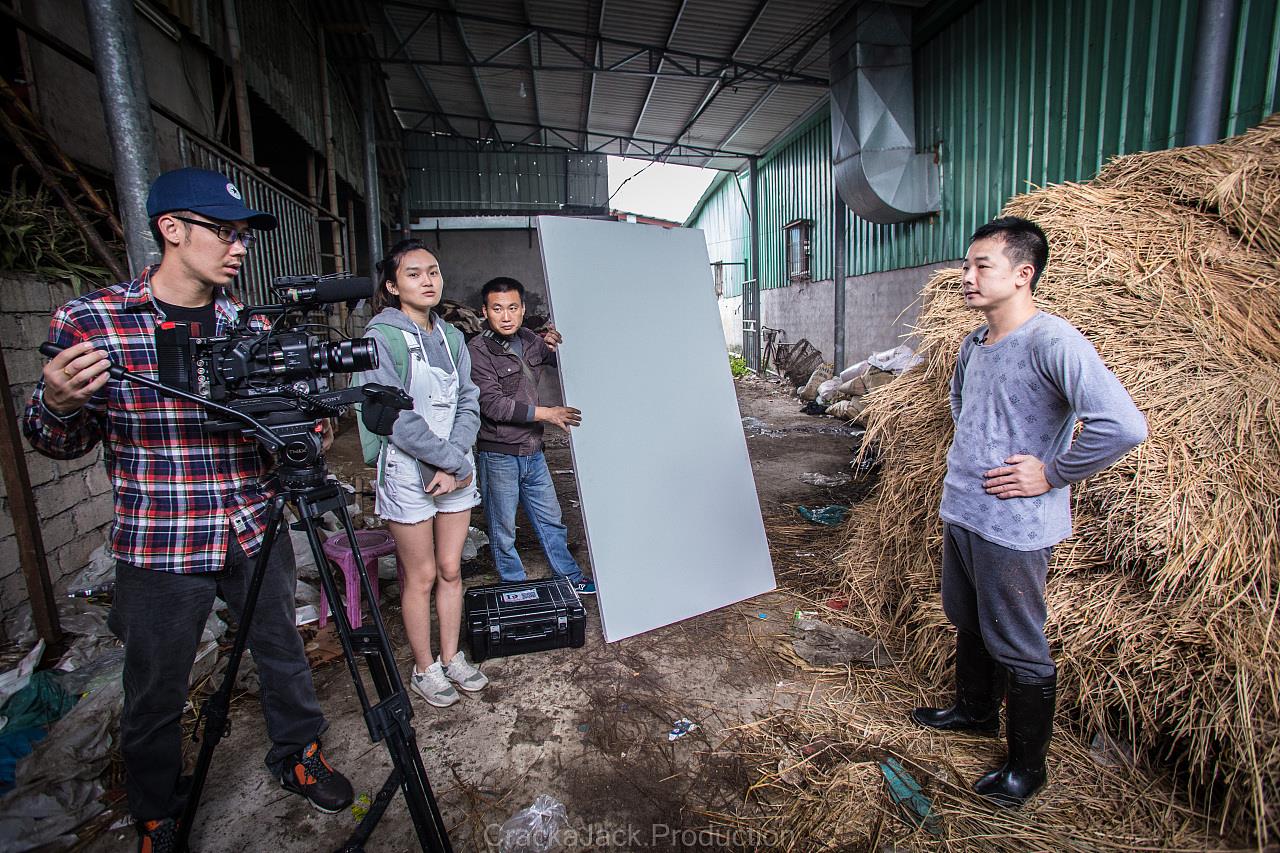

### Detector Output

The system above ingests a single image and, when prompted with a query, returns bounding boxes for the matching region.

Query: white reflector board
[537,216,775,642]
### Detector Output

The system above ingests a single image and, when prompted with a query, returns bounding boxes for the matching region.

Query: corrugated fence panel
[405,136,607,212]
[691,0,1279,286]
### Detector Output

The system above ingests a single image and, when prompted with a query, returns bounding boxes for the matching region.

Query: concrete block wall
[715,259,962,372]
[0,273,114,638]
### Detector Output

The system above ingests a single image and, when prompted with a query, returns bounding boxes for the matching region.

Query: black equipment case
[464,577,586,662]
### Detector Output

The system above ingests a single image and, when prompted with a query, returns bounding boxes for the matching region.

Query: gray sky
[606,157,719,224]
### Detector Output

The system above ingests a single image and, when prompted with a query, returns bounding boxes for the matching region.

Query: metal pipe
[362,63,383,278]
[82,0,160,275]
[833,186,846,371]
[1186,0,1239,146]
[747,156,761,371]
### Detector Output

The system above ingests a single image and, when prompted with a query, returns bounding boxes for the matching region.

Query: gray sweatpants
[941,523,1056,680]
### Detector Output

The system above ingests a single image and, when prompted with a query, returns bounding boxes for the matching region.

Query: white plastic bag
[498,795,569,853]
[867,344,921,373]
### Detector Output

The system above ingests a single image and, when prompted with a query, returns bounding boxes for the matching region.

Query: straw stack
[836,115,1280,844]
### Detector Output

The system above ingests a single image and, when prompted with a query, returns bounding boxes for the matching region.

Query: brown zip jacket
[466,327,557,456]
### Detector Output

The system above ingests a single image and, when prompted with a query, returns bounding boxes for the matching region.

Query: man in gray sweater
[911,217,1147,807]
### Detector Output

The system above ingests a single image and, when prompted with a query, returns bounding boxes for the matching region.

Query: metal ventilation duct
[830,3,939,224]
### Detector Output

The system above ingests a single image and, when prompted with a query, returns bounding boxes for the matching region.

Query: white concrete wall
[408,227,551,317]
[716,259,962,369]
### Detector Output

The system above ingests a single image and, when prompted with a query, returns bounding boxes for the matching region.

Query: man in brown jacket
[467,277,595,594]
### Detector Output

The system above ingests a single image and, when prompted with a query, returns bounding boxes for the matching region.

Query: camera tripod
[37,342,447,852]
[176,468,452,853]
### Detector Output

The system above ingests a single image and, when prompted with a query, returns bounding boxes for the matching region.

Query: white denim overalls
[375,323,479,524]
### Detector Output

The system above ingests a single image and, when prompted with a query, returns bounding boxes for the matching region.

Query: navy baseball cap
[146,168,278,230]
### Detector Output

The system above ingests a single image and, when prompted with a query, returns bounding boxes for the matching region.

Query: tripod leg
[175,496,288,853]
[293,489,452,853]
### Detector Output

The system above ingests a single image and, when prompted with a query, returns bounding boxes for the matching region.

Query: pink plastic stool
[319,529,399,629]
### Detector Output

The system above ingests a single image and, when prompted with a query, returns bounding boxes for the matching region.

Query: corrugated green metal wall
[690,0,1280,286]
[693,172,750,297]
[406,135,608,213]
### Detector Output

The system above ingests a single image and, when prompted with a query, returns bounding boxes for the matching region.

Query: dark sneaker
[137,818,177,853]
[279,740,354,813]
[573,578,596,595]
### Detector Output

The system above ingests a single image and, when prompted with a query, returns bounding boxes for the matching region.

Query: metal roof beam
[375,56,822,86]
[709,12,835,154]
[628,0,690,156]
[581,0,605,150]
[376,1,828,86]
[520,0,546,147]
[443,0,502,142]
[388,11,434,61]
[380,6,470,144]
[397,106,753,160]
[685,0,771,167]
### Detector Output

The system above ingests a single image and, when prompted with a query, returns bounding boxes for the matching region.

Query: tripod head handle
[38,341,287,453]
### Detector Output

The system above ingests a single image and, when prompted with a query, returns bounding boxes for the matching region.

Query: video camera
[154,273,409,475]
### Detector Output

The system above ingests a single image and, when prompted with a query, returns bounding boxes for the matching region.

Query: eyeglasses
[172,216,257,248]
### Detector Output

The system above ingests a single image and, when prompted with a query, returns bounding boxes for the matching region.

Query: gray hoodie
[359,307,480,482]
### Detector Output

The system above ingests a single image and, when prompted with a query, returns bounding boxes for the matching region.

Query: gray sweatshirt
[359,307,480,481]
[940,311,1147,551]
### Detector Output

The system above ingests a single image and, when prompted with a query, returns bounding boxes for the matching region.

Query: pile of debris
[797,345,921,422]
[745,115,1280,847]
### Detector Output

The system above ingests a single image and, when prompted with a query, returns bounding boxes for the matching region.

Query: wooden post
[0,350,61,644]
[222,0,255,162]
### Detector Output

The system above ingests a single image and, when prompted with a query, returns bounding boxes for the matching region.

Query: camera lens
[312,338,377,373]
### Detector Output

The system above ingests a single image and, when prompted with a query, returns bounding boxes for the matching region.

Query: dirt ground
[79,376,867,853]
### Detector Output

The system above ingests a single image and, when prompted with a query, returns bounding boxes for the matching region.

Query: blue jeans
[477,450,583,583]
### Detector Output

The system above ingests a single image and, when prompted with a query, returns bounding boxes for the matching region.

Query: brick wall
[0,273,114,638]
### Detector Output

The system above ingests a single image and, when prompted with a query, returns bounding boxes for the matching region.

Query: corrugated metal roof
[357,0,851,168]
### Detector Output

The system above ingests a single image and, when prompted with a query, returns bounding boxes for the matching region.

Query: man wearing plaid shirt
[23,169,352,852]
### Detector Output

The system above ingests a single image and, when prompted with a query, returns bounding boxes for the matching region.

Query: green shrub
[728,352,749,378]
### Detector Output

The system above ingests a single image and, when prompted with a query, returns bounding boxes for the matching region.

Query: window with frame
[784,219,811,281]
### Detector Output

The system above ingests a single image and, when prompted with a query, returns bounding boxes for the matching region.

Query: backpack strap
[439,320,463,367]
[368,322,410,384]
[362,323,412,482]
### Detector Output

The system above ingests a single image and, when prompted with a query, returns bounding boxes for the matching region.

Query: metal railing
[179,128,332,306]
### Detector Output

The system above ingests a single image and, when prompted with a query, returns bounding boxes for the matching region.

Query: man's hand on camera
[535,405,582,430]
[542,327,564,351]
[321,419,334,453]
[425,469,458,495]
[42,341,110,415]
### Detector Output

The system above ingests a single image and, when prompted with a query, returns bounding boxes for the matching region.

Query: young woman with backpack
[357,239,489,707]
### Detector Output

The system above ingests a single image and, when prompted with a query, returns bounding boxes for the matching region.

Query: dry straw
[822,115,1280,846]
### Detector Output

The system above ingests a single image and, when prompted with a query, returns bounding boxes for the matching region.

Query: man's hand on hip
[535,405,582,430]
[983,454,1052,499]
[42,340,110,414]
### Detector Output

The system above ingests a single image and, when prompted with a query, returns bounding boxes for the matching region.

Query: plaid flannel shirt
[22,267,276,574]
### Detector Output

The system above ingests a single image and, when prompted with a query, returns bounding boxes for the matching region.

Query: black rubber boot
[974,672,1056,807]
[910,630,1005,734]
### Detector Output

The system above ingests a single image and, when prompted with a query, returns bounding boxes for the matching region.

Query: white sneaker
[410,662,459,707]
[441,651,489,692]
